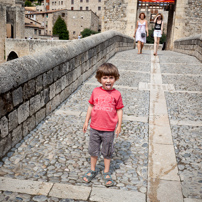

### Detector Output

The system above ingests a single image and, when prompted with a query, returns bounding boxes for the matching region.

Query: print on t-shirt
[94,95,115,112]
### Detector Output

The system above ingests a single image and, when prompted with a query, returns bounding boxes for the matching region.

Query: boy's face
[100,75,116,90]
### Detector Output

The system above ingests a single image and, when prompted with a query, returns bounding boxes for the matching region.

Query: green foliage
[25,0,32,6]
[53,16,69,40]
[81,28,98,38]
[146,28,167,44]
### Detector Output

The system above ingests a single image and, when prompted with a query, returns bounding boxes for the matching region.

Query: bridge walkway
[0,49,202,202]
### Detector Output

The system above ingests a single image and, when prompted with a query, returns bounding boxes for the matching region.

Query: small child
[82,63,124,187]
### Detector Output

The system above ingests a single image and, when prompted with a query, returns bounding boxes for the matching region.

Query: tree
[53,16,69,40]
[25,0,32,6]
[81,28,98,38]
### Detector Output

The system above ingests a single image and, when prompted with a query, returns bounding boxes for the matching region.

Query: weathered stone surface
[12,87,23,107]
[147,180,183,202]
[36,75,43,93]
[12,125,22,147]
[43,70,53,87]
[49,83,56,100]
[18,101,29,124]
[22,116,36,137]
[49,183,91,200]
[90,187,145,202]
[41,88,50,106]
[36,108,46,126]
[184,199,202,202]
[0,177,53,195]
[30,94,41,116]
[8,110,18,132]
[0,134,12,157]
[23,80,35,100]
[0,116,8,138]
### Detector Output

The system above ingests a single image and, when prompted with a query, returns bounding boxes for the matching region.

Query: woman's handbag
[141,32,146,38]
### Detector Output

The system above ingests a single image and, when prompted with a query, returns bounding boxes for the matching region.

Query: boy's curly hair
[95,63,120,82]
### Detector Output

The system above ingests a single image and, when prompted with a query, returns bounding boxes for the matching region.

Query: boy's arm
[83,104,93,133]
[115,108,123,138]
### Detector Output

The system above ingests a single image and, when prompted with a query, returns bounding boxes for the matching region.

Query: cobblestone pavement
[0,49,202,201]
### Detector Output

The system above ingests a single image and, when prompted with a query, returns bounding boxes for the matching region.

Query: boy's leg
[83,156,98,182]
[104,158,112,185]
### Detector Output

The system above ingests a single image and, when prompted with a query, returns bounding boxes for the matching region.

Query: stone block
[36,108,46,126]
[8,110,18,132]
[61,75,67,90]
[0,177,53,195]
[0,97,7,118]
[49,183,91,200]
[53,66,60,82]
[49,83,56,100]
[41,88,50,106]
[55,79,62,95]
[0,134,12,158]
[12,87,23,107]
[0,116,8,138]
[60,62,70,76]
[43,70,53,87]
[12,125,22,147]
[30,94,41,116]
[36,75,43,93]
[22,116,36,137]
[18,101,29,124]
[60,87,71,103]
[90,187,145,202]
[66,71,73,85]
[69,58,75,71]
[23,80,35,100]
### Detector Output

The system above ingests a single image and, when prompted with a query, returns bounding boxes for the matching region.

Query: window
[39,30,41,35]
[98,6,101,10]
[81,16,83,19]
[73,31,76,35]
[59,1,60,5]
[86,6,89,10]
[80,7,82,10]
[71,0,74,4]
[98,0,101,2]
[86,0,89,2]
[52,2,54,5]
[62,13,65,17]
[61,1,63,5]
[71,7,74,10]
[55,1,56,4]
[80,0,83,2]
[34,29,37,35]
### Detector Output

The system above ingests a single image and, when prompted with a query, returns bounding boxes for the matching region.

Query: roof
[25,7,37,11]
[25,23,44,29]
[26,9,67,15]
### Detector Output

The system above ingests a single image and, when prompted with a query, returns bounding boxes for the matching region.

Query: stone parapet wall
[5,39,71,61]
[0,30,134,158]
[174,34,202,62]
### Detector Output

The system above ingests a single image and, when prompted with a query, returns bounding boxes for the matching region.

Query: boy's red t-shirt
[89,86,124,131]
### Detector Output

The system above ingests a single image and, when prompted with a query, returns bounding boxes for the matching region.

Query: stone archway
[7,51,18,61]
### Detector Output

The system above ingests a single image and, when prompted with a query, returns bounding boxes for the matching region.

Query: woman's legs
[137,41,141,54]
[140,42,144,54]
[154,37,160,56]
[154,37,157,55]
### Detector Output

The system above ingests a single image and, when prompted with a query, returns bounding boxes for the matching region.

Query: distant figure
[153,13,164,56]
[133,12,149,54]
[78,34,82,39]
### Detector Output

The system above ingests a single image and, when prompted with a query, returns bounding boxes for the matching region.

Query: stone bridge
[0,30,202,201]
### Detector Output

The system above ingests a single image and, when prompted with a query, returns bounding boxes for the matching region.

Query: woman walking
[153,13,164,56]
[134,12,149,54]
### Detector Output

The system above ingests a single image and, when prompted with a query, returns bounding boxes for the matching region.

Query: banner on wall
[140,0,175,2]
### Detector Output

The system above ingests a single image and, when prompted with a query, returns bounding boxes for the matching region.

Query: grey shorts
[88,128,115,159]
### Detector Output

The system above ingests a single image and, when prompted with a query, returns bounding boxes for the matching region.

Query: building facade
[26,9,99,39]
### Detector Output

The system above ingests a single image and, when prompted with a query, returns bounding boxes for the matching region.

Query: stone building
[41,0,103,31]
[26,9,99,39]
[0,0,25,63]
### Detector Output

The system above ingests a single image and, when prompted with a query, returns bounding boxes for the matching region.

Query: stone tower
[102,0,138,38]
[0,0,24,63]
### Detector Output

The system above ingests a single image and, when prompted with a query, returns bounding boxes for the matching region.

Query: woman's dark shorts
[88,128,115,159]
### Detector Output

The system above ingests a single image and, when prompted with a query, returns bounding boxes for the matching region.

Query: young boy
[82,63,124,187]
